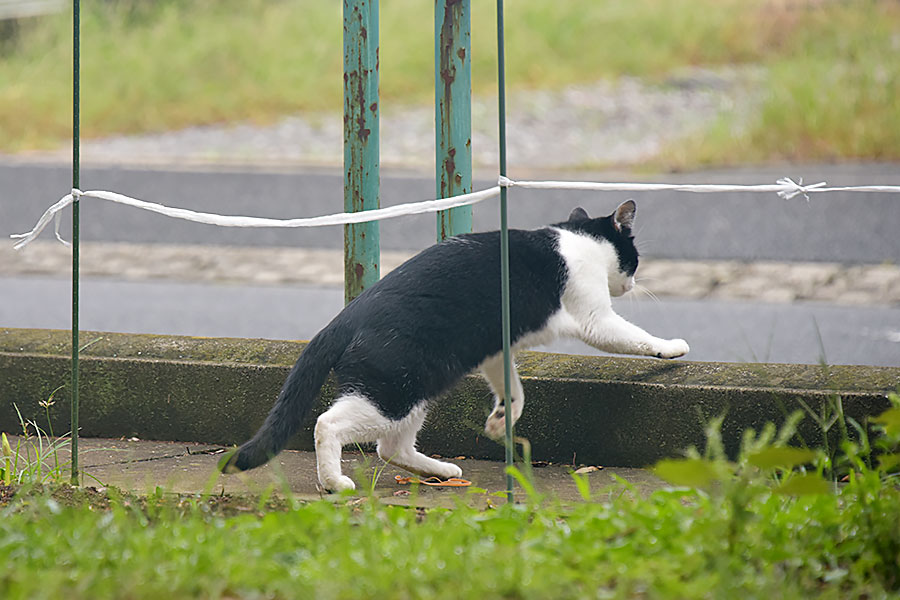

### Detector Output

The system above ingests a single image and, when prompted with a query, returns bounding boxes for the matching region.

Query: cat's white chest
[555,228,618,315]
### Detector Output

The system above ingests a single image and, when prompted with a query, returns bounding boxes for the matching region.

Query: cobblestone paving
[4,241,897,306]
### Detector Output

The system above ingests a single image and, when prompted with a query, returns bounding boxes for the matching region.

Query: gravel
[51,68,759,171]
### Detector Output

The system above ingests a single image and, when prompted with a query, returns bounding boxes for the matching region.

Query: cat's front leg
[484,392,525,440]
[581,311,689,359]
[480,353,525,439]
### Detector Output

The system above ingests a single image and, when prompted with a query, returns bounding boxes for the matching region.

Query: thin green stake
[71,0,81,486]
[496,0,514,503]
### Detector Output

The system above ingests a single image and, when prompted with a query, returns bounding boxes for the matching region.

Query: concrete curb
[1,328,896,467]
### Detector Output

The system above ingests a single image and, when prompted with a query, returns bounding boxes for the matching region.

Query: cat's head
[562,201,639,297]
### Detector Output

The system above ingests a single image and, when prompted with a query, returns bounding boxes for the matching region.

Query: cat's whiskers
[625,287,638,311]
[633,278,661,304]
[633,283,661,305]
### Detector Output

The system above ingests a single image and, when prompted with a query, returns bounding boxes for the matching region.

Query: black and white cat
[223,201,688,491]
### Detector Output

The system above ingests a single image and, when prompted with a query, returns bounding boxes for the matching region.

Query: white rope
[498,176,900,201]
[11,186,501,250]
[12,175,900,251]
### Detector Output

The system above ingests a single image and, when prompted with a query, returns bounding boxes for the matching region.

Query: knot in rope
[776,177,827,201]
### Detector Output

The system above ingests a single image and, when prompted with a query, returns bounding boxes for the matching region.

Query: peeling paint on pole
[435,0,473,242]
[344,0,380,304]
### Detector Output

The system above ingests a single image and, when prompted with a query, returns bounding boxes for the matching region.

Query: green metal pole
[496,0,514,502]
[343,0,381,304]
[435,0,473,242]
[71,0,80,486]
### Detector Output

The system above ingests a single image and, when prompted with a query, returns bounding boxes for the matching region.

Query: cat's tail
[221,325,348,473]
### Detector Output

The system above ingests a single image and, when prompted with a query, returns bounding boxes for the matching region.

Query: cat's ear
[568,207,589,222]
[613,200,636,232]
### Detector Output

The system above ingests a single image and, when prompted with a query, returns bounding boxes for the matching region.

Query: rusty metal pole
[343,0,381,303]
[435,0,473,242]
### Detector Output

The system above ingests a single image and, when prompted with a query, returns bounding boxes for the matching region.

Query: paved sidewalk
[8,436,664,507]
[4,240,898,306]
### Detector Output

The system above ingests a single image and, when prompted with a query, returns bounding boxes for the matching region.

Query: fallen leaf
[574,465,603,474]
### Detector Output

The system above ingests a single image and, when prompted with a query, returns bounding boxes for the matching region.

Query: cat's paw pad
[321,475,356,493]
[484,408,507,440]
[656,339,689,359]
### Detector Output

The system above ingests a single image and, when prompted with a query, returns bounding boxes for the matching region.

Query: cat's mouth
[612,278,635,297]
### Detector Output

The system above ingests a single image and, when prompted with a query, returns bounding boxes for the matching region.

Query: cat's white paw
[431,461,463,480]
[320,474,356,493]
[484,408,508,440]
[656,339,689,359]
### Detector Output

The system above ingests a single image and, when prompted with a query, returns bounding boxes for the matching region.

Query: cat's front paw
[655,339,689,359]
[484,408,508,440]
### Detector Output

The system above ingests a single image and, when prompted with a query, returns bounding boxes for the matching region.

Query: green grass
[1,0,898,166]
[665,1,900,167]
[3,396,899,599]
[1,458,898,598]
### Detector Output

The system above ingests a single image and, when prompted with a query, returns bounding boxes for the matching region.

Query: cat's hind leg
[376,404,463,480]
[479,352,525,440]
[314,393,391,492]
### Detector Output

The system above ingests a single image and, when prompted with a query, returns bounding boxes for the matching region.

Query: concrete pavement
[6,435,664,507]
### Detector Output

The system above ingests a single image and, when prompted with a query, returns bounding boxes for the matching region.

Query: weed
[352,443,392,497]
[2,402,71,486]
[0,383,110,487]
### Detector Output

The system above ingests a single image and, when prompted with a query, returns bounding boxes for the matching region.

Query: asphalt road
[4,276,898,367]
[4,162,899,262]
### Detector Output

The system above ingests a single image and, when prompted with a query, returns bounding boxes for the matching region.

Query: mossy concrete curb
[2,328,896,467]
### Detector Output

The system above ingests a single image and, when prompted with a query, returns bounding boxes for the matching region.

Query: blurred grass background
[0,0,897,167]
